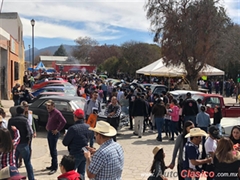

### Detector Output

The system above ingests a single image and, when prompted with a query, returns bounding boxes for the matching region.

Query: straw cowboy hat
[152,146,163,156]
[89,121,117,137]
[185,128,208,138]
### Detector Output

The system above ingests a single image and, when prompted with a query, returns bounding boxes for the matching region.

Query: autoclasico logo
[181,170,215,178]
[141,170,238,178]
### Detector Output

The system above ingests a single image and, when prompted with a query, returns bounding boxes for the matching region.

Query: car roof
[43,86,67,89]
[151,84,167,87]
[193,93,222,98]
[39,92,65,95]
[169,90,204,95]
[39,95,84,101]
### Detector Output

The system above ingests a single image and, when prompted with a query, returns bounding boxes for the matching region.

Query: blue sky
[2,0,240,49]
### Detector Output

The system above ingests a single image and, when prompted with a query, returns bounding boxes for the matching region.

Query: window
[54,101,72,112]
[14,62,19,80]
[205,97,220,108]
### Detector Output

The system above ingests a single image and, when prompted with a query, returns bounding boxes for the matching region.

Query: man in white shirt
[204,125,221,180]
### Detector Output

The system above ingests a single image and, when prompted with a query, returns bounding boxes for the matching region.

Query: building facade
[0,13,25,100]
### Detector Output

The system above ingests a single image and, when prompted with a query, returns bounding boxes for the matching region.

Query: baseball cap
[186,92,191,97]
[73,109,84,118]
[0,166,26,180]
[209,125,221,139]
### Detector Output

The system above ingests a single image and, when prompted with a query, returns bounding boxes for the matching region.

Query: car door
[35,100,49,125]
[54,100,74,126]
[204,97,221,118]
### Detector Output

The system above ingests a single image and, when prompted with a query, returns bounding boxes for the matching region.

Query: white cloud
[2,0,240,41]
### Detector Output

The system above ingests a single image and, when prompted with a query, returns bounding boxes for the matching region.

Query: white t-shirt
[204,137,217,154]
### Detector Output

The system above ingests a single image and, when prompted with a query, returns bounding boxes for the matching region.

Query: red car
[32,80,65,90]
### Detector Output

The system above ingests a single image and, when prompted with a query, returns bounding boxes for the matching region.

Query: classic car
[32,80,65,90]
[29,96,86,129]
[32,86,76,97]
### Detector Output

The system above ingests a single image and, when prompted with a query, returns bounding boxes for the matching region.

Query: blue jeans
[170,121,179,139]
[165,119,171,136]
[89,131,94,147]
[47,131,60,170]
[15,143,35,180]
[72,153,86,178]
[184,115,196,127]
[155,117,164,140]
[13,99,19,106]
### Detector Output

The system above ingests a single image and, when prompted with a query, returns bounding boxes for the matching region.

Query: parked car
[32,86,76,97]
[32,80,65,90]
[169,90,204,101]
[29,96,129,131]
[151,84,168,95]
[44,82,73,88]
[29,96,86,129]
[192,93,240,118]
[30,92,67,103]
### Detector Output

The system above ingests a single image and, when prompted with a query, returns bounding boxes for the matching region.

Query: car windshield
[64,88,76,95]
[71,99,85,110]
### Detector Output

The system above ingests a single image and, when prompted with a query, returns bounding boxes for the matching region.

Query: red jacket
[57,170,80,180]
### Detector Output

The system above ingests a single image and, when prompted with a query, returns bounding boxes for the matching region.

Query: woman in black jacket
[213,106,222,135]
[149,147,167,180]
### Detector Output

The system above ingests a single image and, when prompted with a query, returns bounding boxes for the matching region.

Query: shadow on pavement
[132,138,175,145]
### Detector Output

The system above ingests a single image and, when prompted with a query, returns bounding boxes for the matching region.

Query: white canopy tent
[136,59,164,75]
[136,58,225,77]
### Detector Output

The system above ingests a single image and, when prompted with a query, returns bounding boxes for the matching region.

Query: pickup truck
[192,93,240,118]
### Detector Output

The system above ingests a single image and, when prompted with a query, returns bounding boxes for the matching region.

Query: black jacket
[8,114,32,144]
[182,98,199,116]
[132,98,148,117]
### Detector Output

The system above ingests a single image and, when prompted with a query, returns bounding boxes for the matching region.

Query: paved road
[1,97,239,180]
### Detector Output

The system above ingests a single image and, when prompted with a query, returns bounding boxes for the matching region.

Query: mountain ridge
[25,44,75,62]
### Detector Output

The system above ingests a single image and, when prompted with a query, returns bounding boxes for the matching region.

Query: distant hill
[25,44,75,62]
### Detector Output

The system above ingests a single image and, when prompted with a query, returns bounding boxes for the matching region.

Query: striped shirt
[0,129,20,169]
[88,139,124,180]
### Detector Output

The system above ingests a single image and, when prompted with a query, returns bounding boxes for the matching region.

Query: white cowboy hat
[89,121,117,137]
[185,128,208,138]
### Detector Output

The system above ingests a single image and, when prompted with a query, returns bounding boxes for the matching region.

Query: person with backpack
[83,90,101,147]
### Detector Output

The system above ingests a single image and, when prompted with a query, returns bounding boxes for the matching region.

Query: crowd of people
[1,71,240,180]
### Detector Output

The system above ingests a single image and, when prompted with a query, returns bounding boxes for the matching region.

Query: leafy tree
[88,45,121,65]
[215,24,240,79]
[100,56,120,76]
[53,44,68,56]
[72,36,99,63]
[145,0,231,90]
[119,41,161,75]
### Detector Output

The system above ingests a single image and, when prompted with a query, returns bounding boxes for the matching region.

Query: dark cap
[16,106,24,114]
[209,125,221,139]
[186,92,191,97]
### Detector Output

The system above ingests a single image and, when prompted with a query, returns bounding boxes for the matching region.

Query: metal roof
[40,56,68,61]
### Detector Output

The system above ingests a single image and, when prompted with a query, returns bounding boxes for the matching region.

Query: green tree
[145,0,231,90]
[215,24,240,79]
[100,56,120,76]
[120,41,161,75]
[53,44,68,56]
